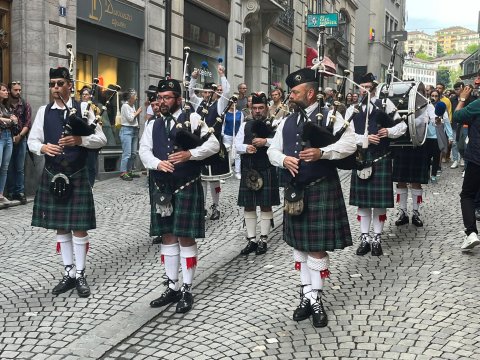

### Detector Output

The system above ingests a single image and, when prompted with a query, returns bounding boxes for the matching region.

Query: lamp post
[407,47,415,60]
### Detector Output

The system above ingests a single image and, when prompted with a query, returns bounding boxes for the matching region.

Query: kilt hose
[237,166,280,208]
[149,178,205,238]
[32,167,96,231]
[349,155,394,209]
[284,173,352,252]
[392,145,430,184]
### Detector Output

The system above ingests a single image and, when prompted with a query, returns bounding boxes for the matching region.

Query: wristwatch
[459,97,466,102]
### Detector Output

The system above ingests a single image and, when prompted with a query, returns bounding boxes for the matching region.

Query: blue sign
[59,6,67,17]
[237,44,243,56]
[307,13,338,28]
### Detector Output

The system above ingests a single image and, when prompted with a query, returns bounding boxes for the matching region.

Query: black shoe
[476,209,480,221]
[293,286,312,321]
[411,211,423,227]
[240,238,258,255]
[356,234,371,256]
[395,211,409,226]
[371,235,383,256]
[176,284,193,313]
[311,292,328,328]
[210,204,220,220]
[11,193,27,204]
[204,208,208,218]
[52,274,76,295]
[75,272,91,297]
[150,284,181,308]
[255,237,267,255]
[152,235,162,244]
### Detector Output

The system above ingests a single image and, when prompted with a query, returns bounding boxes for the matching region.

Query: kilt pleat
[31,168,96,231]
[284,174,352,252]
[349,155,394,208]
[392,146,430,184]
[237,166,280,207]
[150,178,205,238]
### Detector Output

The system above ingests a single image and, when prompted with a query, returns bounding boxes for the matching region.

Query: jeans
[0,130,13,194]
[451,129,459,162]
[6,136,27,195]
[119,126,139,173]
[460,161,480,235]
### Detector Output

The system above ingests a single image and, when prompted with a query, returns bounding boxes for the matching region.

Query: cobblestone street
[1,166,480,360]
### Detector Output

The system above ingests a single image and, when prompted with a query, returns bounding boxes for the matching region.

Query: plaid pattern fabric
[149,178,205,238]
[284,174,352,252]
[392,146,430,184]
[237,166,280,207]
[31,168,96,230]
[349,156,394,208]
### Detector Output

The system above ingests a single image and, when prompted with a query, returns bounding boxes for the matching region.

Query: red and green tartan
[392,146,430,184]
[149,178,205,238]
[237,166,280,208]
[349,156,394,209]
[31,168,96,231]
[284,174,352,252]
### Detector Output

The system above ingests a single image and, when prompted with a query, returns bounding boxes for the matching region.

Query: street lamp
[407,47,415,60]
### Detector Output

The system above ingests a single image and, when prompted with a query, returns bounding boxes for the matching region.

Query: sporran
[284,184,304,216]
[49,173,73,201]
[245,168,263,191]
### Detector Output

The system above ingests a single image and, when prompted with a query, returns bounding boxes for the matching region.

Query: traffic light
[369,28,375,41]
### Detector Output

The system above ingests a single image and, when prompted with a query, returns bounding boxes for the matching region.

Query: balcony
[277,5,294,32]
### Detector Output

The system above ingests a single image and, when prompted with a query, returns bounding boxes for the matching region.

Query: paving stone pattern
[1,166,479,359]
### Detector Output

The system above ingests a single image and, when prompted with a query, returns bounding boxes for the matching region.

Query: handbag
[284,183,304,216]
[245,168,263,191]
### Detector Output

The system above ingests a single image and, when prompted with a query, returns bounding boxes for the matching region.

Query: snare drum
[201,144,233,181]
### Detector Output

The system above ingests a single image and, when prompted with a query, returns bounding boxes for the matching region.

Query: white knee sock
[357,208,372,234]
[372,208,387,236]
[293,249,311,294]
[57,233,75,278]
[307,255,330,302]
[396,188,408,213]
[210,182,220,205]
[244,210,257,240]
[180,244,198,286]
[73,235,89,277]
[160,243,180,290]
[260,211,273,238]
[411,189,423,212]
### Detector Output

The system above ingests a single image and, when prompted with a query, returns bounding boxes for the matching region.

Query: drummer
[345,72,406,257]
[189,64,231,220]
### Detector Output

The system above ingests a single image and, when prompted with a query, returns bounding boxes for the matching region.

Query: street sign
[388,30,408,41]
[307,13,338,28]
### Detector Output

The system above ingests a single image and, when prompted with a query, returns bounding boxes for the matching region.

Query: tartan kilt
[149,178,205,238]
[237,166,280,208]
[349,155,394,208]
[284,173,352,252]
[31,167,96,231]
[391,146,430,184]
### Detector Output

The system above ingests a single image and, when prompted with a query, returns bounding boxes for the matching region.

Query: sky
[406,0,480,34]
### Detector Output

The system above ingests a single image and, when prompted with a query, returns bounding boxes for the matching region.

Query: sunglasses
[11,81,21,86]
[49,80,66,88]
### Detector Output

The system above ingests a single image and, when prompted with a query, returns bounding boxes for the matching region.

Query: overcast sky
[406,0,479,34]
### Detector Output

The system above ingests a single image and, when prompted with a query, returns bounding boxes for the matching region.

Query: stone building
[436,26,480,53]
[404,31,437,58]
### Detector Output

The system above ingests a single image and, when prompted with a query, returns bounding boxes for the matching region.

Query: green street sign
[307,13,338,28]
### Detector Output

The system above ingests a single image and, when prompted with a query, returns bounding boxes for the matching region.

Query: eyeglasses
[49,80,66,88]
[157,95,177,102]
[11,81,21,86]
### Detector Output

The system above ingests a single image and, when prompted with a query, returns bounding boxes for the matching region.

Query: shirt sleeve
[217,76,231,113]
[267,120,287,168]
[27,106,47,156]
[443,113,453,140]
[387,121,407,139]
[320,111,357,160]
[235,122,248,154]
[452,99,480,125]
[188,112,220,160]
[121,103,136,124]
[188,77,203,111]
[139,120,160,170]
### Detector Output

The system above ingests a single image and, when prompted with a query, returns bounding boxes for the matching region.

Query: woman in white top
[119,89,142,180]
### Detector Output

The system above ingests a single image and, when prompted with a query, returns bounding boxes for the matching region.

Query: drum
[375,81,429,147]
[201,144,233,181]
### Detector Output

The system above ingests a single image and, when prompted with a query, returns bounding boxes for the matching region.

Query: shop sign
[77,0,145,39]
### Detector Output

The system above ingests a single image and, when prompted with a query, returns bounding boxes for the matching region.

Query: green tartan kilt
[31,167,96,231]
[237,166,280,208]
[349,155,394,208]
[149,178,205,238]
[391,145,430,184]
[284,173,352,252]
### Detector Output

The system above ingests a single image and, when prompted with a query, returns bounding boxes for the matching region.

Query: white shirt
[121,102,139,127]
[139,108,220,171]
[188,76,231,115]
[28,98,107,156]
[267,102,357,168]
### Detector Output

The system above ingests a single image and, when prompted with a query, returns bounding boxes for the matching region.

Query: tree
[437,43,445,57]
[466,43,480,54]
[415,51,433,61]
[436,66,450,87]
[449,68,462,87]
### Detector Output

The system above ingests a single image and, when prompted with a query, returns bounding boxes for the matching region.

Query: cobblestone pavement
[1,165,479,360]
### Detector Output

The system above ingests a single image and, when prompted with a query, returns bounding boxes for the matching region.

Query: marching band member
[140,79,219,313]
[268,68,356,328]
[346,72,406,257]
[235,92,280,255]
[28,67,107,298]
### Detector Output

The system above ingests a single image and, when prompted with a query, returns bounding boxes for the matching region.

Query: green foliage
[449,68,462,87]
[466,43,480,54]
[415,52,433,61]
[437,43,445,56]
[436,67,450,87]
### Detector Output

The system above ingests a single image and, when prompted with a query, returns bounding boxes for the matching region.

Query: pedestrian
[242,94,254,121]
[28,67,107,297]
[352,92,359,104]
[346,72,406,257]
[268,87,288,121]
[268,68,356,328]
[449,82,464,169]
[119,88,142,181]
[79,86,100,187]
[5,81,32,204]
[139,79,219,313]
[0,83,17,206]
[223,101,243,179]
[236,82,248,111]
[236,92,279,255]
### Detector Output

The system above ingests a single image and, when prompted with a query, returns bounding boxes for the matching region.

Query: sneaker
[461,232,480,251]
[120,173,133,181]
[127,171,141,178]
[431,176,437,183]
[450,161,458,169]
[235,173,242,180]
[0,196,11,206]
[460,159,465,167]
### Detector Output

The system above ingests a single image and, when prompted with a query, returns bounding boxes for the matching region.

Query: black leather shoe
[12,193,27,205]
[255,237,267,255]
[52,275,76,295]
[411,211,423,227]
[293,286,311,321]
[176,284,193,313]
[240,238,258,255]
[150,286,181,308]
[75,273,91,298]
[311,293,328,328]
[371,235,383,256]
[395,211,409,226]
[152,235,162,244]
[210,204,220,220]
[356,234,371,256]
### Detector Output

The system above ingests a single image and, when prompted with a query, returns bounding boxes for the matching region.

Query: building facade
[436,26,480,53]
[431,53,469,72]
[402,57,437,86]
[404,31,437,58]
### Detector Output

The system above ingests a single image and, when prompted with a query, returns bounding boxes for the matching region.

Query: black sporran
[49,173,73,201]
[284,184,304,216]
[152,181,174,217]
[245,168,263,191]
